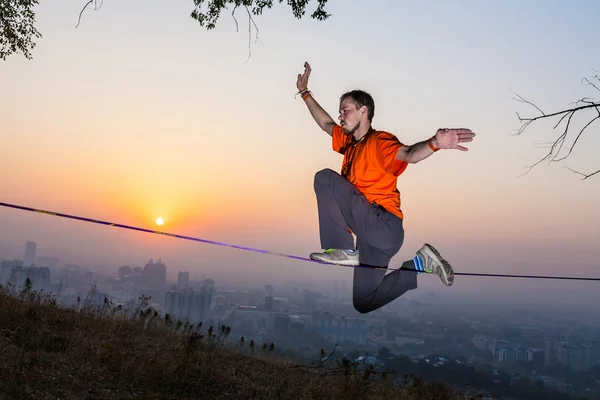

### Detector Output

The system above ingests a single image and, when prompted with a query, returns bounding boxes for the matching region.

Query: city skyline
[1,237,597,398]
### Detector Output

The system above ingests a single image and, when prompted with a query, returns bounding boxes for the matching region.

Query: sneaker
[416,244,454,286]
[309,248,359,266]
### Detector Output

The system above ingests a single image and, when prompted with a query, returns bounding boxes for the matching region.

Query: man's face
[338,97,362,136]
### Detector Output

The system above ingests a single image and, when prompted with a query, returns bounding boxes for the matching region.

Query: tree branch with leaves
[512,72,600,180]
[0,0,42,60]
[189,0,330,29]
[0,0,331,61]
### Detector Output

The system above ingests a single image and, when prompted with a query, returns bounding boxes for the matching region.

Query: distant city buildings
[220,286,312,340]
[1,258,50,293]
[265,284,273,297]
[471,332,600,372]
[545,335,568,366]
[178,271,190,288]
[473,333,495,352]
[23,241,36,268]
[0,241,47,291]
[142,258,167,287]
[545,336,600,372]
[393,333,426,346]
[164,278,214,325]
[312,312,368,345]
[118,265,133,278]
[3,237,600,389]
[114,258,167,288]
[472,334,536,365]
[493,345,533,364]
[0,259,22,284]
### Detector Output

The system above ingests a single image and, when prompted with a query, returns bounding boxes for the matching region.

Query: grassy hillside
[0,282,481,400]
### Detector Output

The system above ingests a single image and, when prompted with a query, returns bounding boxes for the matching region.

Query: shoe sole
[421,244,454,287]
[310,253,360,266]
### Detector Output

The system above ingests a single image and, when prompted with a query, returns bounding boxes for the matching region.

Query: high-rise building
[142,258,167,287]
[0,262,49,293]
[312,312,368,345]
[273,313,290,337]
[25,266,51,292]
[545,336,599,371]
[558,345,587,371]
[118,265,133,278]
[584,342,600,371]
[493,345,533,364]
[1,259,22,285]
[23,241,36,268]
[545,335,568,366]
[265,284,273,297]
[264,296,273,311]
[178,271,190,288]
[164,278,214,325]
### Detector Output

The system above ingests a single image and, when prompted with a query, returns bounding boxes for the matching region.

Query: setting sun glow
[156,217,164,226]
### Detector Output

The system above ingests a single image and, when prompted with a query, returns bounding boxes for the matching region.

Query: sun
[155,217,164,226]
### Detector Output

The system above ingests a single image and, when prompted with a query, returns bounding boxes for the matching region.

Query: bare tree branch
[229,4,263,63]
[76,0,93,28]
[513,73,600,179]
[245,6,252,64]
[554,115,600,162]
[563,166,600,180]
[582,75,600,93]
[72,1,302,62]
[231,4,240,31]
[229,4,264,63]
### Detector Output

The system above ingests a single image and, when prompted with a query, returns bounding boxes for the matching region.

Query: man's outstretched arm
[302,93,336,136]
[395,128,476,164]
[297,62,336,136]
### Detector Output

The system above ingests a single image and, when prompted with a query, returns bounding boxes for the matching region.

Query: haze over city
[2,1,599,313]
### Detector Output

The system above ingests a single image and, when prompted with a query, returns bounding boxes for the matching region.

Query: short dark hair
[340,89,375,121]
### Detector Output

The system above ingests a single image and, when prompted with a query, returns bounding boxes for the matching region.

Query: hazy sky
[1,0,599,307]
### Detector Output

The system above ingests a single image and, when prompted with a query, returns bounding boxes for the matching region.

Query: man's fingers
[449,128,474,135]
[456,145,469,151]
[297,62,311,86]
[458,137,473,143]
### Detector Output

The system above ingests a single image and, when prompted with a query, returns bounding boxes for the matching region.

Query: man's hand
[296,61,335,136]
[434,128,476,151]
[297,62,311,92]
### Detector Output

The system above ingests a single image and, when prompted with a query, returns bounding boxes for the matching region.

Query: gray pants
[314,168,418,313]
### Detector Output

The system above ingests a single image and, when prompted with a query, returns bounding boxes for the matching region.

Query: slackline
[1,201,598,282]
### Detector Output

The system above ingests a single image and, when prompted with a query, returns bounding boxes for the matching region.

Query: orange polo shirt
[332,124,408,220]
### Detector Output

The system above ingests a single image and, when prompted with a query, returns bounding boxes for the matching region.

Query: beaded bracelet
[296,88,311,100]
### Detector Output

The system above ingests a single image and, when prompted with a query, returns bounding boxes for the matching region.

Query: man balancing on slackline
[296,62,476,314]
